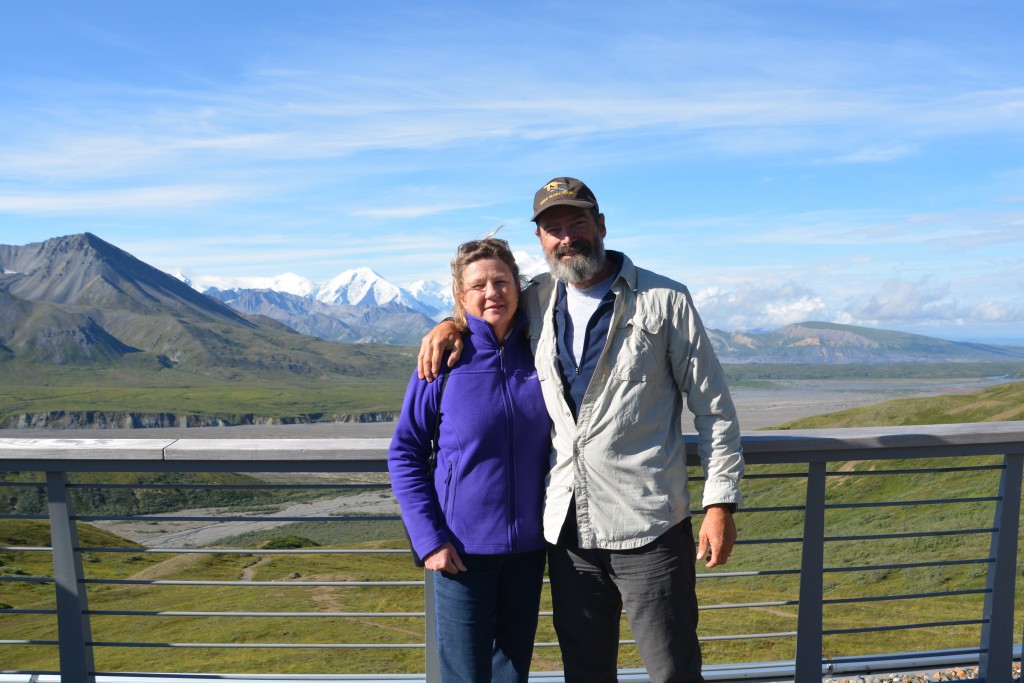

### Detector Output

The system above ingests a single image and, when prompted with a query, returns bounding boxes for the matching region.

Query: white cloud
[185,272,318,296]
[350,204,488,219]
[821,143,917,164]
[845,278,951,322]
[971,301,1024,323]
[693,282,830,331]
[835,278,1024,329]
[0,185,251,214]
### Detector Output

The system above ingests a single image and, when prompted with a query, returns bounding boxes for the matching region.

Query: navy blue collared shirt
[552,252,623,421]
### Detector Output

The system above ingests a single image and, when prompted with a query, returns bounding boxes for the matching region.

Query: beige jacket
[524,253,744,550]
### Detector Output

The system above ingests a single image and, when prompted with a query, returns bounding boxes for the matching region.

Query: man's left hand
[697,504,736,568]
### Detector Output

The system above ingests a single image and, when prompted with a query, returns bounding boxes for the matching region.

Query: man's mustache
[554,241,592,259]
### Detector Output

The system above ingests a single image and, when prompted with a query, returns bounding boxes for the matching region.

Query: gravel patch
[823,663,1021,682]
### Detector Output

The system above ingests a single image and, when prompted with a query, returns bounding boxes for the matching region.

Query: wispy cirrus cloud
[820,143,918,164]
[0,185,252,213]
[5,77,1024,185]
[350,204,492,219]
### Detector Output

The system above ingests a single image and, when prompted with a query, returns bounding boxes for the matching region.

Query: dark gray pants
[548,518,703,683]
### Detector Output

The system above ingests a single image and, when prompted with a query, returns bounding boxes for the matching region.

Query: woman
[388,236,550,683]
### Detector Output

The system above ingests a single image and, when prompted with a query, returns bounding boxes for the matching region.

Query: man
[418,177,744,683]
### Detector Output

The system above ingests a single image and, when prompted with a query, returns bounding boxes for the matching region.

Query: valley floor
[5,375,1014,436]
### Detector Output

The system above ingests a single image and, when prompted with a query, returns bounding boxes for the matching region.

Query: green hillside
[773,379,1024,429]
[0,520,164,611]
[0,341,416,427]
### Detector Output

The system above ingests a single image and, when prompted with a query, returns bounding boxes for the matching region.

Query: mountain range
[172,255,453,344]
[0,232,415,379]
[184,261,461,345]
[3,233,1024,371]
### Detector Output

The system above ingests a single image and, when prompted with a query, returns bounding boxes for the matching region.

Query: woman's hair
[450,229,521,331]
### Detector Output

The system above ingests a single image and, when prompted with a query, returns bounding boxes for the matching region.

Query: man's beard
[545,236,606,284]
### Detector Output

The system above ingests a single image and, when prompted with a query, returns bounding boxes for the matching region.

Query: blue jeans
[433,550,546,683]
[548,518,702,683]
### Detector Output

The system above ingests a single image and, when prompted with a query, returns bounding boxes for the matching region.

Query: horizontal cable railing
[1,421,1023,682]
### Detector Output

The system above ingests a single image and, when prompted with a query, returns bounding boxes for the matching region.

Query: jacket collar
[607,250,635,292]
[464,308,528,347]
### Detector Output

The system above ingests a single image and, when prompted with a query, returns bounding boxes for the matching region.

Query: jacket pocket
[441,459,456,516]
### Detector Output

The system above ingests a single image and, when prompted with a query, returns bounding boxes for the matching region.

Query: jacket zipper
[498,341,519,553]
[442,460,454,515]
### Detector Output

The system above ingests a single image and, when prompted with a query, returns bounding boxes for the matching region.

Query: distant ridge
[709,321,1024,364]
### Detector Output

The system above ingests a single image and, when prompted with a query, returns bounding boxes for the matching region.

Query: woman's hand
[423,541,468,574]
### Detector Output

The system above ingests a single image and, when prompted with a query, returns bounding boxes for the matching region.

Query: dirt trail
[240,555,272,581]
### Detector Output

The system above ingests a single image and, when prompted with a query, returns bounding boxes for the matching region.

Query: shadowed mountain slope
[1,233,247,322]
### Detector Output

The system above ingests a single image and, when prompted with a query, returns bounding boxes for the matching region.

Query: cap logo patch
[539,184,574,208]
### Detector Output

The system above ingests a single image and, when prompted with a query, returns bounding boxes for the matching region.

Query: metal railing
[1,422,1023,683]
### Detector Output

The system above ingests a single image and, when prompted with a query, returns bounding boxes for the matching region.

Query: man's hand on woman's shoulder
[417,320,463,381]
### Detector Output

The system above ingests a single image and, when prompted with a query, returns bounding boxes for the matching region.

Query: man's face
[534,205,607,285]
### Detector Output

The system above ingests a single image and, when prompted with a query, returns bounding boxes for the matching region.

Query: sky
[1,1,1022,344]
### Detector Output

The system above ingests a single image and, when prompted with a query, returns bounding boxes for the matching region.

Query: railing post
[794,460,827,681]
[424,569,441,682]
[978,452,1023,683]
[46,471,96,683]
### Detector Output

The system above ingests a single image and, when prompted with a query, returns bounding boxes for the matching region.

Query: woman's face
[458,257,519,339]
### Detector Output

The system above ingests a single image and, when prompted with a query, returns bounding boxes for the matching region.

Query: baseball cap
[531,177,599,222]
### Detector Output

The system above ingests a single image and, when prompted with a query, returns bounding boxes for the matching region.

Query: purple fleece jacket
[388,310,550,558]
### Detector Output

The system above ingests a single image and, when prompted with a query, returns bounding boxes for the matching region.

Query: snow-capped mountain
[407,279,452,317]
[513,250,550,280]
[180,268,453,317]
[313,267,438,315]
[176,266,455,345]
